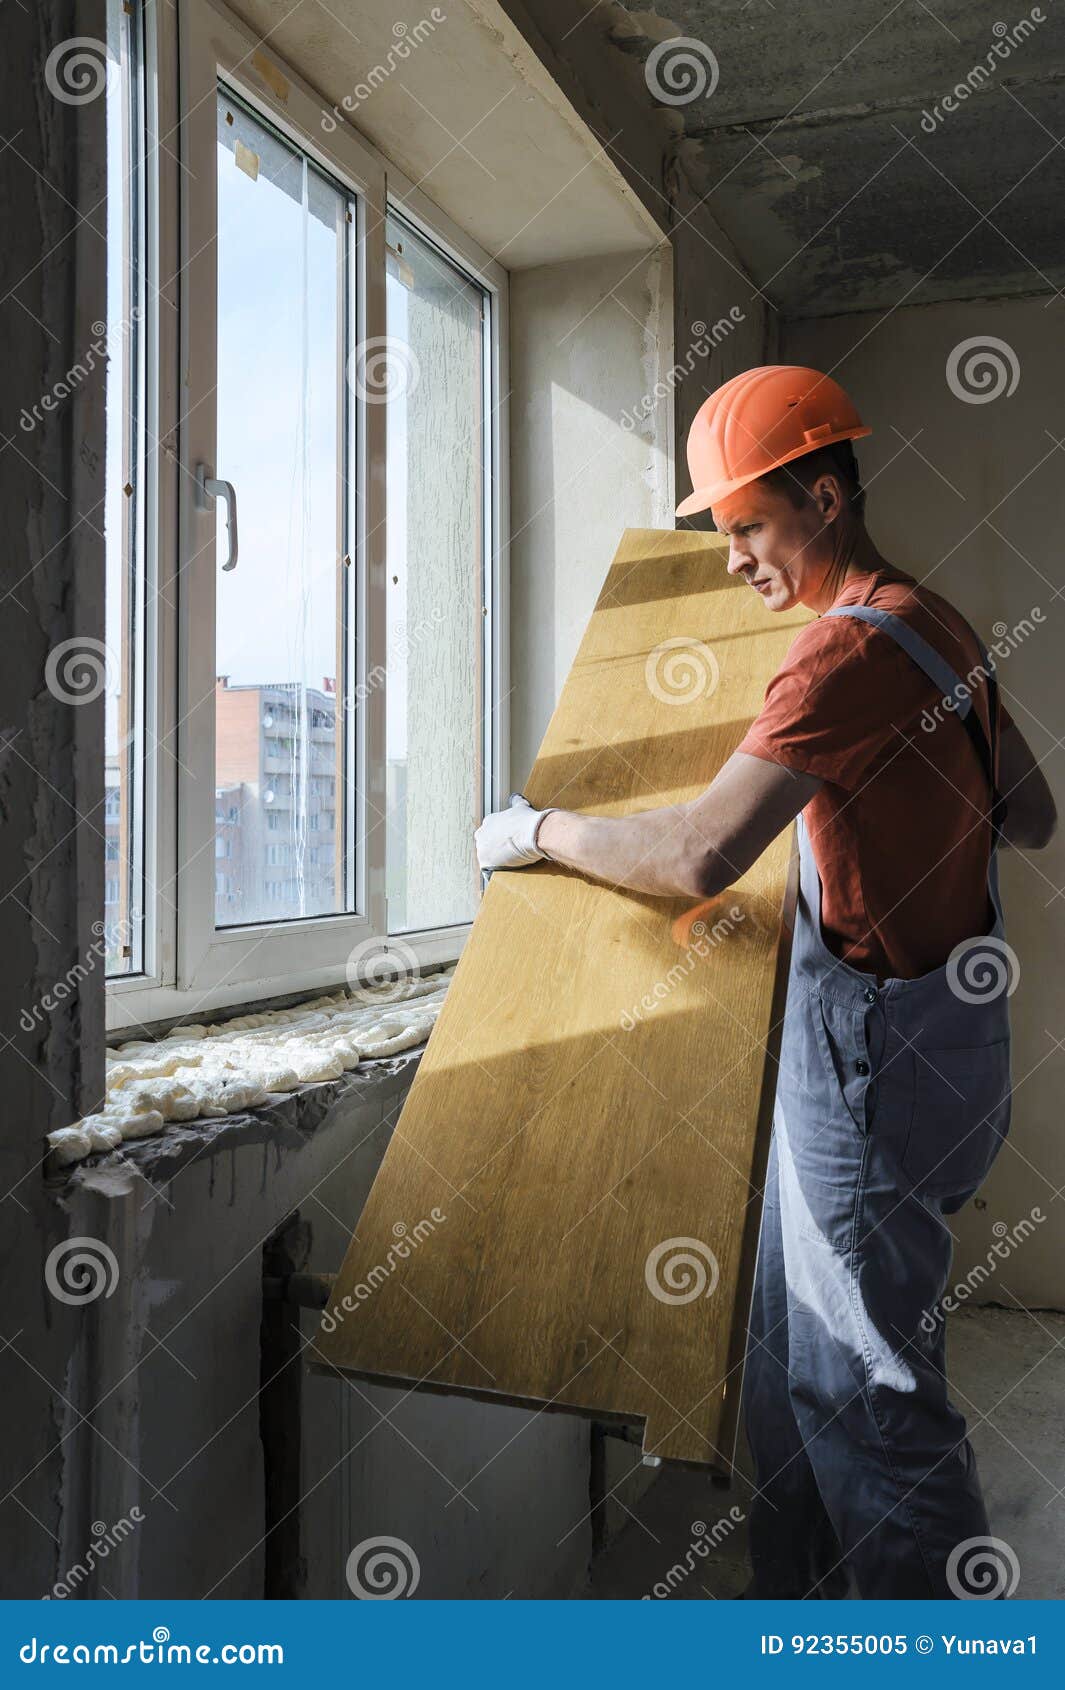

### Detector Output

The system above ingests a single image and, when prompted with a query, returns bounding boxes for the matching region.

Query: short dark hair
[758,439,866,520]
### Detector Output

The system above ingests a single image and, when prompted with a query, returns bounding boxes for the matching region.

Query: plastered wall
[508,245,673,781]
[785,300,1065,1308]
[0,0,701,1598]
[45,1065,592,1601]
[507,229,771,782]
[0,0,109,1600]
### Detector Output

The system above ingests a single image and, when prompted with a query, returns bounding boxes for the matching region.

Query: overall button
[863,987,876,1004]
[855,1059,870,1076]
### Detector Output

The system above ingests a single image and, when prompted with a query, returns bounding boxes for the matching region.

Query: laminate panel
[312,529,811,1466]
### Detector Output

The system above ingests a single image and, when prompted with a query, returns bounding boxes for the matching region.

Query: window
[104,0,507,1030]
[384,211,489,934]
[103,0,147,977]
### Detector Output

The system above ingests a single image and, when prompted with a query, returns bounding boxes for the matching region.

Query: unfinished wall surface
[506,226,768,787]
[500,0,778,536]
[0,0,682,1601]
[40,1064,591,1600]
[229,0,660,266]
[785,299,1065,1309]
[604,0,1065,319]
[509,247,675,781]
[0,0,110,1599]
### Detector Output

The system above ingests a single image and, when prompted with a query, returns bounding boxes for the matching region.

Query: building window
[383,210,491,935]
[105,0,505,1026]
[103,0,147,978]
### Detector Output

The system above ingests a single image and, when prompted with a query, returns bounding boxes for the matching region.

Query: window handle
[196,464,239,571]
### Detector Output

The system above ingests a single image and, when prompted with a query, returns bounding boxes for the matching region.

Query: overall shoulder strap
[823,604,1007,843]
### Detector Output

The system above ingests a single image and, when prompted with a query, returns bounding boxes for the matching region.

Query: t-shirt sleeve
[736,616,935,792]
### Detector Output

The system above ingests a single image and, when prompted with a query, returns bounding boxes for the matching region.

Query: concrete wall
[498,0,777,778]
[41,1061,591,1601]
[0,0,110,1602]
[508,231,772,781]
[23,0,1053,1610]
[785,299,1065,1307]
[0,0,694,1600]
[508,245,673,780]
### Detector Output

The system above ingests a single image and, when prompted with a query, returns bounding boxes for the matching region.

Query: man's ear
[812,473,843,522]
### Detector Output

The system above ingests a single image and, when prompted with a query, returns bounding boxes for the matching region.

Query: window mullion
[174,3,223,992]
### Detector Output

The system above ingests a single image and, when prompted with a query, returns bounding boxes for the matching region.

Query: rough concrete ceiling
[610,0,1065,315]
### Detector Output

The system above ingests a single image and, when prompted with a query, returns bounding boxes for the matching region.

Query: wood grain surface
[312,528,811,1467]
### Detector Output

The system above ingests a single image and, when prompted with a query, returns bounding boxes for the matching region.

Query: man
[474,365,1056,1600]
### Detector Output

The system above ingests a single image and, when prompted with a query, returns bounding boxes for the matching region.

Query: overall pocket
[777,995,872,1248]
[812,995,872,1136]
[902,1037,1011,1200]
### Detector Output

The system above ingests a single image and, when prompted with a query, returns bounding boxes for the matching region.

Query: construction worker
[474,365,1056,1600]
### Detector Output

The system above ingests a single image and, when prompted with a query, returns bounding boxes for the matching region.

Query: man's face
[710,477,831,612]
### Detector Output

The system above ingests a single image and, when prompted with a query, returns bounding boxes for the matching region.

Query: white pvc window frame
[106,0,509,1033]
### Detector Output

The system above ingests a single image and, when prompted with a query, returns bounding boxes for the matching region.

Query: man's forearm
[529,754,821,900]
[534,804,713,897]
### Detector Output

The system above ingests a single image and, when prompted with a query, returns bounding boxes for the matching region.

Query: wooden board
[312,529,810,1467]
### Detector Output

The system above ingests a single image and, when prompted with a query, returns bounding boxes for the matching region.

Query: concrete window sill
[48,1041,430,1194]
[47,967,454,1186]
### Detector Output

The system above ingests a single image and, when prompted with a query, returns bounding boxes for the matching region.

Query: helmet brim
[675,424,873,521]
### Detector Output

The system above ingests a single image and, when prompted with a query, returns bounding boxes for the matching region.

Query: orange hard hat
[675,365,872,519]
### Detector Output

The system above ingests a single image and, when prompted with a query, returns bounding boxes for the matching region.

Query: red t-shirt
[737,566,1009,981]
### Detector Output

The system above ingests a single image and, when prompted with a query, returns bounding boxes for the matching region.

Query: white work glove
[475,793,559,871]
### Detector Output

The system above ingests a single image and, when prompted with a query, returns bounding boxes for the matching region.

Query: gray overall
[741,605,1012,1600]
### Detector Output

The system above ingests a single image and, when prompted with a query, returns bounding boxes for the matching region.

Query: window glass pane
[104,0,145,976]
[384,211,486,933]
[214,93,348,927]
